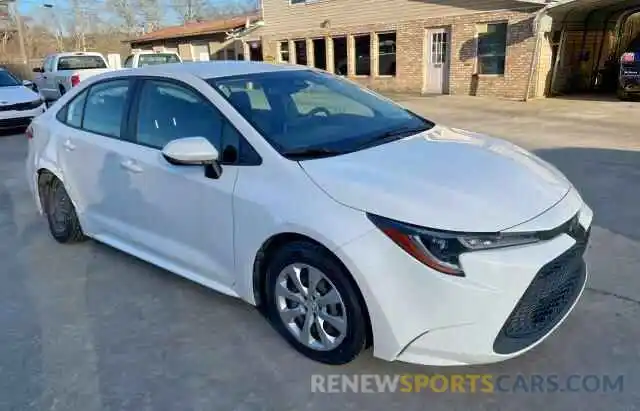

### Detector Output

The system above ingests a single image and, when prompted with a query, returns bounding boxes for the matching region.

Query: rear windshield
[138,54,181,66]
[57,56,108,70]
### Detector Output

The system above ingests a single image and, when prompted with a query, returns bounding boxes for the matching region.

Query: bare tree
[136,0,163,33]
[106,0,139,34]
[172,0,211,23]
[208,0,258,18]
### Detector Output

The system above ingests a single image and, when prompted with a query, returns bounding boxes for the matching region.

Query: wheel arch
[35,167,64,213]
[251,231,373,347]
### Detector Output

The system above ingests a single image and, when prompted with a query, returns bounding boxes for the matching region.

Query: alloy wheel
[275,263,348,351]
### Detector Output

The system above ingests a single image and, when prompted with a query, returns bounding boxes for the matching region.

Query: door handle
[120,159,143,173]
[63,140,76,151]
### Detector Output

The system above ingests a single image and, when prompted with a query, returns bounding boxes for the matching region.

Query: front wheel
[264,241,368,365]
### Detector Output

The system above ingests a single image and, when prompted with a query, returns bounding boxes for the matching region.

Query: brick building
[127,0,640,100]
[242,0,552,99]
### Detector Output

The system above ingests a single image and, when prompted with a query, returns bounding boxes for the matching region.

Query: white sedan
[0,68,45,130]
[26,62,593,366]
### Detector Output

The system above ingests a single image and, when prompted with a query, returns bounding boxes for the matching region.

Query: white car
[26,62,593,366]
[0,68,45,130]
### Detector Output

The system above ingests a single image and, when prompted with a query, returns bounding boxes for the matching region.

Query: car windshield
[138,53,181,66]
[206,70,433,159]
[57,55,108,70]
[0,70,20,87]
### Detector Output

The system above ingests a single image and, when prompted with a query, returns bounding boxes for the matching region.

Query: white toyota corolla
[0,68,45,130]
[26,62,593,366]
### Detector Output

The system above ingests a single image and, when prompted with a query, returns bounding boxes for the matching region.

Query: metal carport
[539,0,640,96]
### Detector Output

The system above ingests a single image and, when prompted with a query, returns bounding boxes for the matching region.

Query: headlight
[367,214,541,276]
[25,98,44,109]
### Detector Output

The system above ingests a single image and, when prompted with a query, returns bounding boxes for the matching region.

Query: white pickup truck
[122,50,182,68]
[32,52,114,102]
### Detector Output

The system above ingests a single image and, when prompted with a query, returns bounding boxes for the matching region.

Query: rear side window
[83,80,130,138]
[66,90,87,127]
[123,55,134,68]
[57,56,108,70]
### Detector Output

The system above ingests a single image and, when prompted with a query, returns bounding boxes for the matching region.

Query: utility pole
[7,0,27,64]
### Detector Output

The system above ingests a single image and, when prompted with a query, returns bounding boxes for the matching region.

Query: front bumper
[0,104,46,130]
[336,193,593,366]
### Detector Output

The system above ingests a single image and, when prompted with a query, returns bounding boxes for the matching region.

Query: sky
[15,0,254,27]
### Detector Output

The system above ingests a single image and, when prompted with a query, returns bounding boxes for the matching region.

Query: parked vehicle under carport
[618,34,640,100]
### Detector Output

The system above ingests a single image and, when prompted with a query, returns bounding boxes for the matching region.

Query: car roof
[116,61,308,80]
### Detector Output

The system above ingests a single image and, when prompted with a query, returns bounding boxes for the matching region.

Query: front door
[249,41,263,61]
[424,28,450,94]
[128,78,238,286]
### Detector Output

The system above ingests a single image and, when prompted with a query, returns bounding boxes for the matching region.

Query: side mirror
[22,79,33,88]
[32,67,43,73]
[162,137,223,178]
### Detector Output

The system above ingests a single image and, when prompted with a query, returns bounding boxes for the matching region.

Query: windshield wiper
[282,147,344,160]
[354,125,432,150]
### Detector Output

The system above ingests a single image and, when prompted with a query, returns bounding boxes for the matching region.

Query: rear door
[55,78,139,240]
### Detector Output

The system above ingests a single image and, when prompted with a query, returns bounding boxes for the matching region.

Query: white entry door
[424,28,450,94]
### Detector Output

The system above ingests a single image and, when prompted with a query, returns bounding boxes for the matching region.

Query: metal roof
[542,0,640,22]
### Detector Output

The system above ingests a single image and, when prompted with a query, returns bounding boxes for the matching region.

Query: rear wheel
[43,178,86,243]
[264,241,367,365]
[617,87,631,101]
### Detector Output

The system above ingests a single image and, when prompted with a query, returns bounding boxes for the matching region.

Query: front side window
[123,56,134,68]
[57,55,108,71]
[83,80,130,138]
[477,23,507,75]
[138,53,181,66]
[0,70,20,87]
[135,80,258,164]
[207,70,433,158]
[43,56,53,72]
[136,80,223,150]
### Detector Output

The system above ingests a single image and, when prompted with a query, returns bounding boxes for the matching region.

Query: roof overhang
[537,0,640,26]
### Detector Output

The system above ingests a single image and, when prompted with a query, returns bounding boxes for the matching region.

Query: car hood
[0,85,39,104]
[299,126,573,232]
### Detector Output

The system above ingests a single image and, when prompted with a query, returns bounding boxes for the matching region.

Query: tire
[43,178,86,243]
[617,88,631,101]
[264,241,367,365]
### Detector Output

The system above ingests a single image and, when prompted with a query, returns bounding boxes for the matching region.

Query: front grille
[0,117,33,129]
[493,228,590,355]
[0,101,41,112]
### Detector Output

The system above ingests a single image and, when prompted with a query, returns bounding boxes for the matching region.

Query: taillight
[621,52,635,63]
[25,125,33,139]
[70,73,80,87]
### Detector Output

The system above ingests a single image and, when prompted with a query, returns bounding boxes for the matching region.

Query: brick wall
[255,9,538,99]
